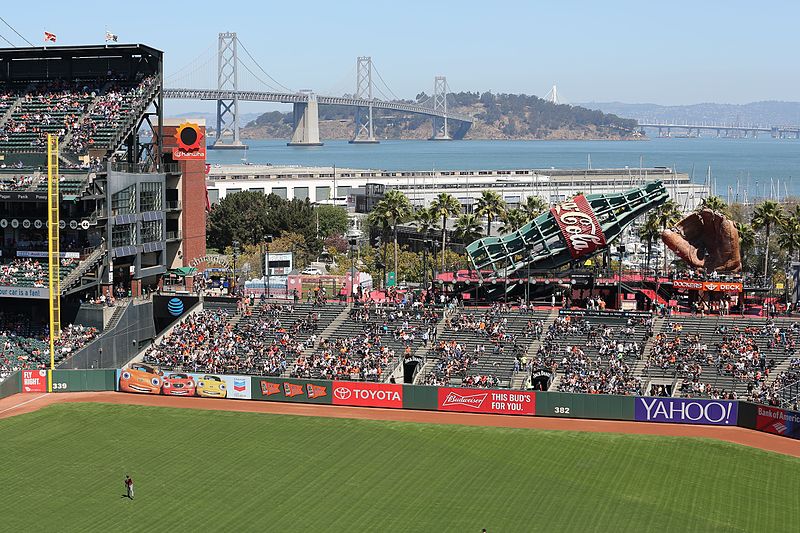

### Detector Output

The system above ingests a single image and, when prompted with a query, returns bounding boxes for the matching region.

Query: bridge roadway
[163,88,474,124]
[639,122,800,137]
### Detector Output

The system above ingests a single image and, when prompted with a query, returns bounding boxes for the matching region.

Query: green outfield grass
[1,403,798,532]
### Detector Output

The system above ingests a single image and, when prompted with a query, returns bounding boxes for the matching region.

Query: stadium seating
[131,295,800,408]
[423,307,546,388]
[0,258,78,288]
[0,76,157,155]
[538,314,649,395]
[143,303,342,377]
[0,318,99,380]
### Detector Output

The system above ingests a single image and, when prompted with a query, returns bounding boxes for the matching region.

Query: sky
[1,1,799,116]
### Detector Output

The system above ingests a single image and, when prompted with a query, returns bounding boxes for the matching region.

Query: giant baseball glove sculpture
[661,208,741,272]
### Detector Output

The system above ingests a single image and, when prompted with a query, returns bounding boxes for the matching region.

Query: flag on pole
[43,31,56,43]
[105,31,118,43]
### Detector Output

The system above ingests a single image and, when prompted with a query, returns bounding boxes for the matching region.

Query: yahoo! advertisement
[635,397,738,426]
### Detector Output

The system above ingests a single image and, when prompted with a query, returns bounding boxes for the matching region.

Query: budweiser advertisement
[331,381,403,408]
[22,370,47,393]
[634,397,737,426]
[755,405,800,440]
[673,279,743,293]
[550,195,607,259]
[438,388,535,415]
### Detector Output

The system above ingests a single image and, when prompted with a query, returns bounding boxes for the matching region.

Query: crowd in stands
[143,303,321,376]
[0,311,98,379]
[0,76,156,153]
[0,258,76,287]
[537,316,648,395]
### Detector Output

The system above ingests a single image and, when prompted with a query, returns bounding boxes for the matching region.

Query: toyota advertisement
[635,397,738,425]
[438,387,536,415]
[331,381,403,408]
[755,405,800,440]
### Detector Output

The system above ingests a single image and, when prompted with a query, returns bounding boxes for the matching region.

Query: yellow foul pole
[47,134,61,378]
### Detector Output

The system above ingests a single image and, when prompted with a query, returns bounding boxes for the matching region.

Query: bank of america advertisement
[116,365,251,399]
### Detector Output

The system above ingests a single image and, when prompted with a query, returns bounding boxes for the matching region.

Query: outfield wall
[0,371,21,399]
[7,368,798,441]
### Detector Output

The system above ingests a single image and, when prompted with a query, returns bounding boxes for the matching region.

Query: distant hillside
[579,101,800,126]
[242,92,640,140]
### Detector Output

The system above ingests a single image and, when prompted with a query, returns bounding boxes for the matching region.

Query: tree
[413,206,439,237]
[454,213,483,244]
[430,193,462,272]
[653,200,682,273]
[315,204,349,238]
[499,208,528,233]
[777,219,800,263]
[372,189,412,281]
[637,213,661,273]
[699,195,727,213]
[735,222,756,273]
[752,200,785,282]
[522,195,548,220]
[207,191,272,250]
[475,190,506,236]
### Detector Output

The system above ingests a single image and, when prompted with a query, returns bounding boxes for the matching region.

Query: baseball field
[1,401,798,532]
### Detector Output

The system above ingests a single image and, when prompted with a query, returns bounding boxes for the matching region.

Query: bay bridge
[638,122,800,139]
[164,32,473,148]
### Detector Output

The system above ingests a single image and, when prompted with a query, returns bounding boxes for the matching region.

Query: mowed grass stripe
[0,403,798,532]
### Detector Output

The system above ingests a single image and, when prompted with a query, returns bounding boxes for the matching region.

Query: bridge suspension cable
[164,43,217,89]
[235,36,294,93]
[371,62,402,102]
[0,16,34,46]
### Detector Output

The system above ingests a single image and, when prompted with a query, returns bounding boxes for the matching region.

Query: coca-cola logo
[550,195,606,259]
[442,392,488,409]
[333,387,352,400]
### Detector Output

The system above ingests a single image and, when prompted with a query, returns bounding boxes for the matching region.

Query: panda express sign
[550,195,607,259]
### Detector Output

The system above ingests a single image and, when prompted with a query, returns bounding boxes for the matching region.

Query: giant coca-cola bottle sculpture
[466,181,669,278]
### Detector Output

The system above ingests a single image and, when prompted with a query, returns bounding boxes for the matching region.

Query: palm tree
[777,219,800,262]
[752,200,785,282]
[522,195,548,220]
[430,193,462,272]
[413,206,439,237]
[454,213,483,244]
[373,189,412,283]
[637,213,661,274]
[698,195,727,213]
[475,190,506,237]
[735,222,756,272]
[499,208,528,233]
[654,200,682,273]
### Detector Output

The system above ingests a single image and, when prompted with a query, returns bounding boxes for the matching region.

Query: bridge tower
[430,76,451,141]
[211,32,247,150]
[350,57,378,144]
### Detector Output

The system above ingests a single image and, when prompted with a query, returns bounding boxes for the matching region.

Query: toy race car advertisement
[116,365,251,399]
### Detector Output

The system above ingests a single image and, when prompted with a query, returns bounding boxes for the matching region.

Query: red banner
[550,195,606,259]
[22,370,47,393]
[756,405,800,438]
[438,388,535,415]
[673,279,743,293]
[331,381,403,408]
